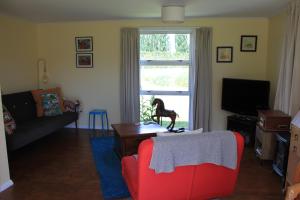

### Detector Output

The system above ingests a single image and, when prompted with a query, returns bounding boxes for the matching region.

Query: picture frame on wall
[216,46,233,63]
[240,35,257,52]
[75,36,93,52]
[76,53,93,68]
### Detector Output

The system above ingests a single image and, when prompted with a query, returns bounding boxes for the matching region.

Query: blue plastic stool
[88,109,109,130]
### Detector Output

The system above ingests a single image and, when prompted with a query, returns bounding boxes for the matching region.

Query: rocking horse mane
[152,98,165,110]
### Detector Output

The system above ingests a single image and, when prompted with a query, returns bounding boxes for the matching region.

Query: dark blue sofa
[2,91,79,151]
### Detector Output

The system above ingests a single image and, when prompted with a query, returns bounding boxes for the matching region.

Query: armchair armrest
[286,183,300,200]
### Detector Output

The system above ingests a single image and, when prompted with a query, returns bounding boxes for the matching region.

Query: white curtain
[274,0,300,117]
[191,27,213,131]
[120,28,140,123]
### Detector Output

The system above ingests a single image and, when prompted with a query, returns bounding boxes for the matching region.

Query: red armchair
[121,132,244,200]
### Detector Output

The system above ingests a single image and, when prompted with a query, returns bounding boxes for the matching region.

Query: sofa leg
[75,120,78,130]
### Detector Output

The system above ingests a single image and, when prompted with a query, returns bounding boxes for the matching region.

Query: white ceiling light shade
[161,6,185,23]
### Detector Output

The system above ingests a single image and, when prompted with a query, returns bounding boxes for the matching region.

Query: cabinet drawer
[290,125,300,156]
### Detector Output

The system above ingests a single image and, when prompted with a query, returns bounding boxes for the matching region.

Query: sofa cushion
[31,87,65,117]
[64,100,79,112]
[41,93,63,116]
[2,105,16,135]
[2,91,37,124]
[6,112,78,151]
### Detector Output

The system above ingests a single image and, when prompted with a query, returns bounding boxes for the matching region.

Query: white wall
[0,86,13,192]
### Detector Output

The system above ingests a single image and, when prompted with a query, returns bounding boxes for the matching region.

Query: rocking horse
[151,98,178,131]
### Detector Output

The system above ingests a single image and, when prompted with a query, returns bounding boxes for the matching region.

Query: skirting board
[0,180,13,192]
[65,123,113,131]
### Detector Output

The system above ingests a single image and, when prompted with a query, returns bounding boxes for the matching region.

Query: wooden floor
[0,128,284,200]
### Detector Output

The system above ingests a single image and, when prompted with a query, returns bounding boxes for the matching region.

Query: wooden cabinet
[255,110,290,161]
[258,110,291,131]
[286,125,300,187]
[255,126,278,160]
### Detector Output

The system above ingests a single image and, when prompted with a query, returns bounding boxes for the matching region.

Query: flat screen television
[222,78,270,116]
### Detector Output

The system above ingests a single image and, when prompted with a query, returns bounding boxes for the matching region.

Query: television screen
[222,78,270,116]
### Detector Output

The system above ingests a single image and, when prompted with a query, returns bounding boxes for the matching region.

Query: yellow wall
[0,15,38,94]
[37,18,269,130]
[0,86,11,190]
[267,12,287,107]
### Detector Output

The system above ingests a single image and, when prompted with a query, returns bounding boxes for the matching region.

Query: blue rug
[90,136,131,200]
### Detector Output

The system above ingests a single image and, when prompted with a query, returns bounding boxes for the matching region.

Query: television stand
[227,115,257,146]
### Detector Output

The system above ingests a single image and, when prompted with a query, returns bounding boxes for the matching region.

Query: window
[139,30,192,129]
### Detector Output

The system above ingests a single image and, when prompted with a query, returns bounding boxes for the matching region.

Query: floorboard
[0,128,284,200]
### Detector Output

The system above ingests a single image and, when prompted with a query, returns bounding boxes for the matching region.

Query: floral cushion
[63,100,79,112]
[31,87,65,117]
[41,93,63,116]
[2,105,16,135]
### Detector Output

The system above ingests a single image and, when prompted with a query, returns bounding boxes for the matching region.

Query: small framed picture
[75,36,93,52]
[240,35,257,52]
[76,53,93,68]
[216,46,233,63]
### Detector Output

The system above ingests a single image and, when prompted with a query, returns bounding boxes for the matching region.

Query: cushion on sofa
[2,91,37,124]
[31,87,65,117]
[2,105,16,135]
[41,93,63,116]
[63,100,79,112]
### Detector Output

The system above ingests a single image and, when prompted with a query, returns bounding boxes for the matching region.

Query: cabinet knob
[293,146,297,152]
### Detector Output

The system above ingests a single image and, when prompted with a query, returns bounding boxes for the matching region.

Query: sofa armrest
[121,155,138,199]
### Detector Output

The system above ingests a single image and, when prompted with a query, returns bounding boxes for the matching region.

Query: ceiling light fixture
[161,5,185,23]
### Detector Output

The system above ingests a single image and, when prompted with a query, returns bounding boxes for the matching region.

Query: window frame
[139,29,192,97]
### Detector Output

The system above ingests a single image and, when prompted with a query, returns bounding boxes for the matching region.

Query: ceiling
[0,0,289,23]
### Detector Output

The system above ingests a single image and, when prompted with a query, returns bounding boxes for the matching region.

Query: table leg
[113,131,121,159]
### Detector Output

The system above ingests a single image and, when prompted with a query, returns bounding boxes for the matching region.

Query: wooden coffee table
[112,123,167,157]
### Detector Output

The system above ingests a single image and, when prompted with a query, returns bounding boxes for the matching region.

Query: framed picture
[240,35,257,52]
[76,53,93,68]
[75,36,93,52]
[216,46,233,63]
